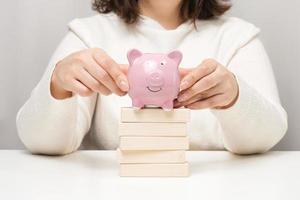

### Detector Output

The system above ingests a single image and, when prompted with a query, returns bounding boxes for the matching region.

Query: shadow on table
[190,151,286,174]
[21,150,116,170]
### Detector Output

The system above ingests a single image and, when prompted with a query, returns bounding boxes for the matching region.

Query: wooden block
[119,163,189,177]
[117,149,186,163]
[119,122,187,137]
[121,107,190,123]
[119,136,189,150]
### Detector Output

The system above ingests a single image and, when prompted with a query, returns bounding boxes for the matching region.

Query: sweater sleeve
[16,31,97,155]
[211,38,288,154]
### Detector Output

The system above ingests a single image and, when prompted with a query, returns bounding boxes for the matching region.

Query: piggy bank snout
[147,71,164,87]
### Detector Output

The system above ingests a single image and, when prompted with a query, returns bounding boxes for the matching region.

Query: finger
[180,59,218,90]
[75,67,108,92]
[179,68,192,80]
[185,94,226,110]
[120,64,129,75]
[74,67,111,95]
[93,49,129,92]
[67,79,93,97]
[84,58,125,96]
[173,99,182,108]
[177,84,223,107]
[178,70,220,102]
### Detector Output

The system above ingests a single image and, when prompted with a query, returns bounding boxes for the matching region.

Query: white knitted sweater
[16,14,287,155]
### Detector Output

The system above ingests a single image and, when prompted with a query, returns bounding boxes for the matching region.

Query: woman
[16,0,287,155]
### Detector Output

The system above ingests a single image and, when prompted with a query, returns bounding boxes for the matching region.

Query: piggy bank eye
[160,61,166,66]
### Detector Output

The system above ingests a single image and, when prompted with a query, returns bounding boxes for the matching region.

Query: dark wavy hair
[92,0,232,24]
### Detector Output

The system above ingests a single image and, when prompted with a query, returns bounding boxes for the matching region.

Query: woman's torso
[68,14,259,150]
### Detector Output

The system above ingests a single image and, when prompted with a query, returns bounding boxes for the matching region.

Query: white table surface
[0,150,299,200]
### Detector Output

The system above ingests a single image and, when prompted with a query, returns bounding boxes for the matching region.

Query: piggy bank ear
[167,50,182,66]
[127,49,142,65]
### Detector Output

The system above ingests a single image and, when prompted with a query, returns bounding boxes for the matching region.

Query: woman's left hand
[175,59,239,109]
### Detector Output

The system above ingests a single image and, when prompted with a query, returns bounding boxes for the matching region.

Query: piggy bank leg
[132,98,144,110]
[162,100,174,111]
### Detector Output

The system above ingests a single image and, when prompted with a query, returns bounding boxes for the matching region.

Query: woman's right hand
[50,48,129,99]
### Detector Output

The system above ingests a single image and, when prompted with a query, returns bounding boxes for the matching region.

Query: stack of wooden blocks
[118,107,190,177]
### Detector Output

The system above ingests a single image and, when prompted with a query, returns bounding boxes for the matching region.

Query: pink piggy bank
[127,49,182,111]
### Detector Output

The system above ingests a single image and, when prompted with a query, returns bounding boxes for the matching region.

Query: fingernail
[180,80,189,90]
[119,80,129,92]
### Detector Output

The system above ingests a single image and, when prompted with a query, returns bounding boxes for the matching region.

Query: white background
[0,0,299,149]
